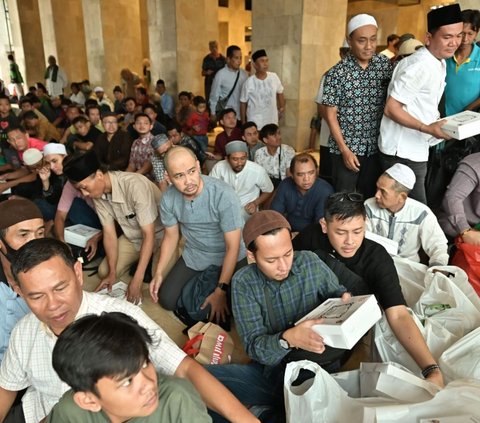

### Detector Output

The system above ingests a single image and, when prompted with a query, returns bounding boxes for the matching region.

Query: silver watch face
[279,338,289,349]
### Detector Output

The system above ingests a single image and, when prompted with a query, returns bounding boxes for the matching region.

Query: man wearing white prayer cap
[320,13,393,199]
[210,140,273,221]
[365,163,448,266]
[378,4,463,204]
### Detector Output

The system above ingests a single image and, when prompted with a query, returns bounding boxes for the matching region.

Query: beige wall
[51,0,88,86]
[218,0,252,62]
[17,0,46,87]
[175,0,218,95]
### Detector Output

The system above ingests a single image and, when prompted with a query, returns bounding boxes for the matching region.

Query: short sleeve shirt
[129,134,154,173]
[254,145,296,180]
[160,175,245,270]
[322,53,392,156]
[93,172,163,250]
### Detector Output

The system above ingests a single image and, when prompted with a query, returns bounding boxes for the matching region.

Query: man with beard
[210,140,273,221]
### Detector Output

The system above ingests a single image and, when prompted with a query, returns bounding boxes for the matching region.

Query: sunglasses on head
[329,192,364,203]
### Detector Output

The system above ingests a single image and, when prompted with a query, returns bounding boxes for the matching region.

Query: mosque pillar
[37,0,57,63]
[252,0,348,151]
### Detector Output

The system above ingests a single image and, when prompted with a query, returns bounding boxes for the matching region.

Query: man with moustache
[322,14,392,197]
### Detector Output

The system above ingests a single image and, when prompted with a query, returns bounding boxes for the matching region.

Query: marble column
[37,0,57,62]
[252,0,348,151]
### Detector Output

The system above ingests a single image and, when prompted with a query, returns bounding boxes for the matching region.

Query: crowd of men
[0,3,480,423]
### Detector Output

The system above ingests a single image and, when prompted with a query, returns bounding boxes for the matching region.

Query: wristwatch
[217,283,229,292]
[279,332,291,350]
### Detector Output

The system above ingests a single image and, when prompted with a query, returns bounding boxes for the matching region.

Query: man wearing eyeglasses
[63,150,163,305]
[293,192,444,387]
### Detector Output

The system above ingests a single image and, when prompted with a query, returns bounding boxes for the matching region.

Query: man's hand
[205,152,216,160]
[149,273,163,303]
[126,277,143,305]
[37,165,51,182]
[341,148,360,172]
[341,291,352,302]
[84,237,99,261]
[201,289,229,324]
[244,202,257,215]
[426,368,444,388]
[461,229,480,246]
[283,319,326,353]
[423,120,452,140]
[95,273,116,293]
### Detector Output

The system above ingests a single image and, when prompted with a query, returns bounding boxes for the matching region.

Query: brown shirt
[94,171,163,250]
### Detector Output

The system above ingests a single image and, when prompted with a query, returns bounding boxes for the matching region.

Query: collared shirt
[378,47,446,162]
[129,133,154,175]
[210,160,274,220]
[0,264,29,363]
[232,251,346,366]
[271,177,334,232]
[161,93,175,118]
[0,291,186,423]
[322,53,392,156]
[94,171,163,250]
[445,43,480,116]
[254,145,296,181]
[152,153,167,182]
[160,175,245,271]
[240,72,284,130]
[365,197,449,266]
[209,66,248,117]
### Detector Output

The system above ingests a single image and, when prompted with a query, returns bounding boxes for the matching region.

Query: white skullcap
[43,143,66,156]
[23,148,43,166]
[385,163,416,190]
[94,86,104,92]
[347,14,378,35]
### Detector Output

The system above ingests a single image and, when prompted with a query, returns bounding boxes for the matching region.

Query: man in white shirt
[44,56,68,97]
[240,49,285,129]
[379,34,399,59]
[210,140,273,221]
[0,238,258,423]
[378,4,463,204]
[365,163,448,267]
[209,45,248,120]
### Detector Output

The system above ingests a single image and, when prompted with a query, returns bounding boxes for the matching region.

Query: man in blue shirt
[271,153,334,231]
[0,199,45,362]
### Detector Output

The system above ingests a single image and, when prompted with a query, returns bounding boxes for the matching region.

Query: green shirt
[46,374,212,423]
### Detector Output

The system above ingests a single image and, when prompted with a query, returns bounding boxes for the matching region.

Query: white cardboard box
[64,224,101,248]
[441,110,480,140]
[296,295,382,349]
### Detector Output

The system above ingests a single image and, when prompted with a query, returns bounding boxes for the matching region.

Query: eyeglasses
[329,192,364,203]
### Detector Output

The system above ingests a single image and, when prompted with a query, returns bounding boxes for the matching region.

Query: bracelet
[460,228,472,237]
[421,364,440,378]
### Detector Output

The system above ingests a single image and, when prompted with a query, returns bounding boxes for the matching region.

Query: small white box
[64,224,101,248]
[441,110,480,140]
[296,295,382,349]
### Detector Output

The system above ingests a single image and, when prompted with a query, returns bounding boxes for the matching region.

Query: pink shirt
[57,181,95,213]
[18,138,48,162]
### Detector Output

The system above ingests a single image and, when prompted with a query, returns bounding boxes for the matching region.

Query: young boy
[126,113,154,178]
[68,115,102,153]
[48,312,212,423]
[241,121,264,161]
[186,95,210,153]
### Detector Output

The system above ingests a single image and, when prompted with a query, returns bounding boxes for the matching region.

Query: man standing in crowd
[209,45,248,120]
[321,14,393,198]
[44,55,68,97]
[378,4,463,203]
[380,34,399,59]
[240,49,285,129]
[202,41,227,103]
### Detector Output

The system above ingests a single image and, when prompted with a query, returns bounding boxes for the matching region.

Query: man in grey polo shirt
[150,146,245,325]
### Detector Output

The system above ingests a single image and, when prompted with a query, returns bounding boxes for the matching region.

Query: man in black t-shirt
[293,192,444,387]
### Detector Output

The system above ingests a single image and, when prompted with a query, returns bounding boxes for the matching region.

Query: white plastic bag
[393,257,428,308]
[439,326,480,383]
